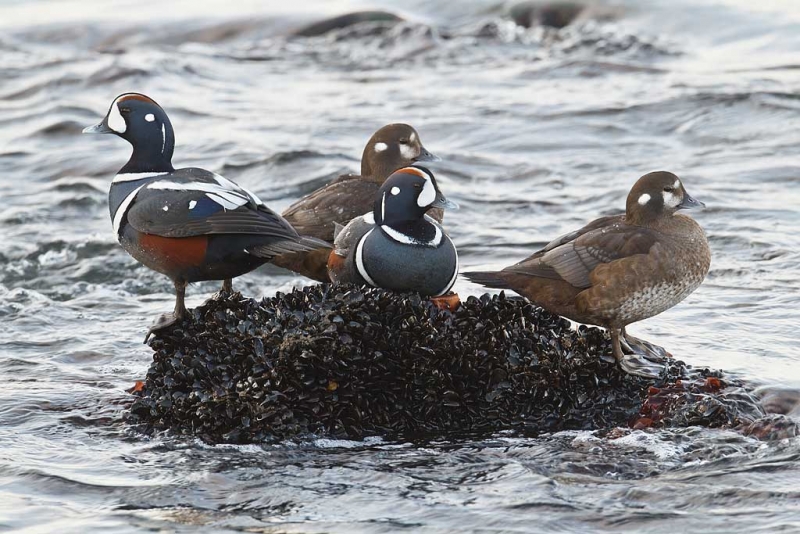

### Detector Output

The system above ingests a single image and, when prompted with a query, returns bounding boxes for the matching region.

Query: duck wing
[282,179,380,242]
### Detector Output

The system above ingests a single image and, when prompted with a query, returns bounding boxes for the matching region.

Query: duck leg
[145,280,187,342]
[621,328,669,361]
[221,278,233,293]
[610,327,666,379]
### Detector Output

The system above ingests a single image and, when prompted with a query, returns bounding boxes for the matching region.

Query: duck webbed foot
[610,328,668,379]
[144,281,187,343]
[622,329,669,362]
[145,311,183,341]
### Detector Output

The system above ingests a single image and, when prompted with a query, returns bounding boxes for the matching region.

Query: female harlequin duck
[328,166,459,296]
[273,124,440,282]
[83,93,327,335]
[464,171,711,378]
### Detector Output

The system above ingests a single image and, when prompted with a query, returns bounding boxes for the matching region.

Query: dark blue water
[1,0,799,531]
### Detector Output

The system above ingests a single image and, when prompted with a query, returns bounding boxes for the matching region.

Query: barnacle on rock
[127,285,769,444]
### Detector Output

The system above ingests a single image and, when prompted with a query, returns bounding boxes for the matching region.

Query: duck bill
[431,193,458,210]
[414,146,441,163]
[678,192,705,210]
[82,120,114,135]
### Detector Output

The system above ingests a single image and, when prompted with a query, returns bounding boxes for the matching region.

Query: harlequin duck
[83,93,327,335]
[328,165,459,296]
[273,123,440,282]
[464,171,710,378]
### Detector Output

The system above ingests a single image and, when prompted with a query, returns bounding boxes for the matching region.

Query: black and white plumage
[84,93,328,334]
[328,166,459,297]
[273,123,440,282]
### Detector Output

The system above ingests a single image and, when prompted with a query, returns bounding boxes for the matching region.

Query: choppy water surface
[1,0,800,531]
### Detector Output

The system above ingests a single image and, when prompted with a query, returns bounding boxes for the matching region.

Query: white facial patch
[638,193,651,205]
[188,200,197,210]
[145,113,155,122]
[663,191,681,208]
[417,175,436,207]
[410,132,417,143]
[374,142,388,152]
[107,100,127,134]
[391,186,400,196]
[400,143,418,160]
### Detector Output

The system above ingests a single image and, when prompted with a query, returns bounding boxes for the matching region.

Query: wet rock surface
[128,285,773,444]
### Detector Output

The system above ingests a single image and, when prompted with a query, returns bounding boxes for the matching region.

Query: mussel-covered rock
[127,285,771,444]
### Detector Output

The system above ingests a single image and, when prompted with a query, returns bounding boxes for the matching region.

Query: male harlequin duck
[464,171,711,378]
[84,93,327,334]
[273,124,440,282]
[328,166,459,296]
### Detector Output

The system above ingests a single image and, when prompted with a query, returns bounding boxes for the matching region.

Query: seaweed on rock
[127,284,747,444]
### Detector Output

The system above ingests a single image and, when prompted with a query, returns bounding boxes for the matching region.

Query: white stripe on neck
[113,172,169,183]
[112,185,145,237]
[380,223,442,247]
[355,229,379,287]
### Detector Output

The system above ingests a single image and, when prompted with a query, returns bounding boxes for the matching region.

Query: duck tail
[462,270,511,290]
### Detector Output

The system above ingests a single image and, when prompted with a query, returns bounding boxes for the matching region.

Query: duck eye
[120,107,132,115]
[398,138,409,144]
[663,187,673,192]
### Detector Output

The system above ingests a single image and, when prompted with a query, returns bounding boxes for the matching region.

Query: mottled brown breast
[577,214,710,327]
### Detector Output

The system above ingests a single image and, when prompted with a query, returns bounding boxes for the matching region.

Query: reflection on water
[1,0,799,531]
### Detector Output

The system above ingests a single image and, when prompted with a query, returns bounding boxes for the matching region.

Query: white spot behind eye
[410,132,417,143]
[188,200,197,210]
[673,179,680,189]
[374,142,388,152]
[161,123,166,154]
[391,186,400,195]
[638,193,651,205]
[107,101,126,133]
[145,113,155,122]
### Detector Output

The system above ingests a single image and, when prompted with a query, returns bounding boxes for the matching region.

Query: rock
[126,285,772,444]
